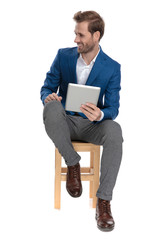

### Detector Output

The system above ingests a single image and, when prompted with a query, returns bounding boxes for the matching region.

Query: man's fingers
[80,107,94,121]
[52,93,58,101]
[45,95,52,103]
[81,104,94,114]
[85,102,97,110]
[80,103,101,121]
[45,93,62,103]
[50,94,56,100]
[52,93,62,102]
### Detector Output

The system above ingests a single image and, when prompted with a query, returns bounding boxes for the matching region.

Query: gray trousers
[43,100,123,201]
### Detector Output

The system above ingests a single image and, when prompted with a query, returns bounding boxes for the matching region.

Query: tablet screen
[65,83,100,112]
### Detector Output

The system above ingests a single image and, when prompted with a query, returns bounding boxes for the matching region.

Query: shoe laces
[73,166,78,178]
[99,199,111,215]
[70,163,79,179]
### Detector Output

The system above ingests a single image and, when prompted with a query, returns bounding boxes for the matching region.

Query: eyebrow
[74,31,85,36]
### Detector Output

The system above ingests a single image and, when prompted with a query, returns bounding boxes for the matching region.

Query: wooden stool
[54,141,100,209]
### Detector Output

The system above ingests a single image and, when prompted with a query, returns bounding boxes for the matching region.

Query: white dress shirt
[76,50,104,121]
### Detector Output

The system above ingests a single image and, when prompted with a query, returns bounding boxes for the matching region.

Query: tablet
[65,83,100,113]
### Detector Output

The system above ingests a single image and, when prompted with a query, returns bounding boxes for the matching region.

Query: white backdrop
[0,0,160,239]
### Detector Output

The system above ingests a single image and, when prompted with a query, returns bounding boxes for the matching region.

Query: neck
[81,44,99,65]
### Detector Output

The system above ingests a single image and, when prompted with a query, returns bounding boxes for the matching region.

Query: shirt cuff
[97,111,104,121]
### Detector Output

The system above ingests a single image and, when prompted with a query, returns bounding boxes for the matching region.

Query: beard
[77,42,96,54]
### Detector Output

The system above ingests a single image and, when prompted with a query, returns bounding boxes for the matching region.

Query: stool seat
[54,141,100,209]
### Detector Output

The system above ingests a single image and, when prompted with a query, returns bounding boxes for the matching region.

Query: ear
[93,31,100,42]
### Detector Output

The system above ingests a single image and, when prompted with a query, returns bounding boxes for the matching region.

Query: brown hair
[73,11,105,41]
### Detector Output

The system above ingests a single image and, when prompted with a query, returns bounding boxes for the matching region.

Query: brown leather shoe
[66,162,82,198]
[96,198,115,232]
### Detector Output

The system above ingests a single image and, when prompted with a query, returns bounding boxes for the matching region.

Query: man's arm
[40,50,62,105]
[102,63,121,120]
[80,63,121,121]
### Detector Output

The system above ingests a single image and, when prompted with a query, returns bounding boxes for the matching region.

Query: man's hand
[80,102,101,121]
[44,93,62,104]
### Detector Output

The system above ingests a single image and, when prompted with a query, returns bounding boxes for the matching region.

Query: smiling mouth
[78,44,83,48]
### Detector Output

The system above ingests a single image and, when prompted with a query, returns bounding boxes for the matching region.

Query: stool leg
[89,151,94,199]
[92,148,100,208]
[54,148,62,209]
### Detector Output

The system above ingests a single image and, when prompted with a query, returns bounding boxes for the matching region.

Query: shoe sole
[95,215,114,232]
[97,225,114,232]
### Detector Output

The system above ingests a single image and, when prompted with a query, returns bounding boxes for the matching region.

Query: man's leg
[43,100,82,197]
[78,118,123,201]
[96,120,123,201]
[43,100,81,166]
[75,117,123,231]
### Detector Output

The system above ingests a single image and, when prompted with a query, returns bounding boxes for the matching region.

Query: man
[41,11,123,232]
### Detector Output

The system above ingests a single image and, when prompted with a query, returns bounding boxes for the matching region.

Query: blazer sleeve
[40,50,61,105]
[101,63,121,120]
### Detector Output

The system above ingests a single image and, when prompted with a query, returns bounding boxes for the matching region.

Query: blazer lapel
[68,47,106,85]
[85,48,105,86]
[68,48,79,84]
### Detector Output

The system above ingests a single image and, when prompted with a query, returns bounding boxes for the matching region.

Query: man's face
[74,21,97,54]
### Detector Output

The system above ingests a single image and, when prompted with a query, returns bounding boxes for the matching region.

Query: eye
[74,31,84,37]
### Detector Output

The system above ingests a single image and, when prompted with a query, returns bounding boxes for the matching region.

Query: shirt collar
[79,47,100,66]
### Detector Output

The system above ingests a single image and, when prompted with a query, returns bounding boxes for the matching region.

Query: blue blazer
[40,46,121,121]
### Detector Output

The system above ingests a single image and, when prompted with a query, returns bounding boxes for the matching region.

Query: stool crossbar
[54,141,100,209]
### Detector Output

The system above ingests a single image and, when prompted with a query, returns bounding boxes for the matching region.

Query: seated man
[40,10,123,232]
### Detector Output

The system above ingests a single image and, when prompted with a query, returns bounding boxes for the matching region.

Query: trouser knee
[103,120,123,144]
[43,100,65,124]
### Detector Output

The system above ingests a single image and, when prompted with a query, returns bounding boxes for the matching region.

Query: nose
[74,35,80,43]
